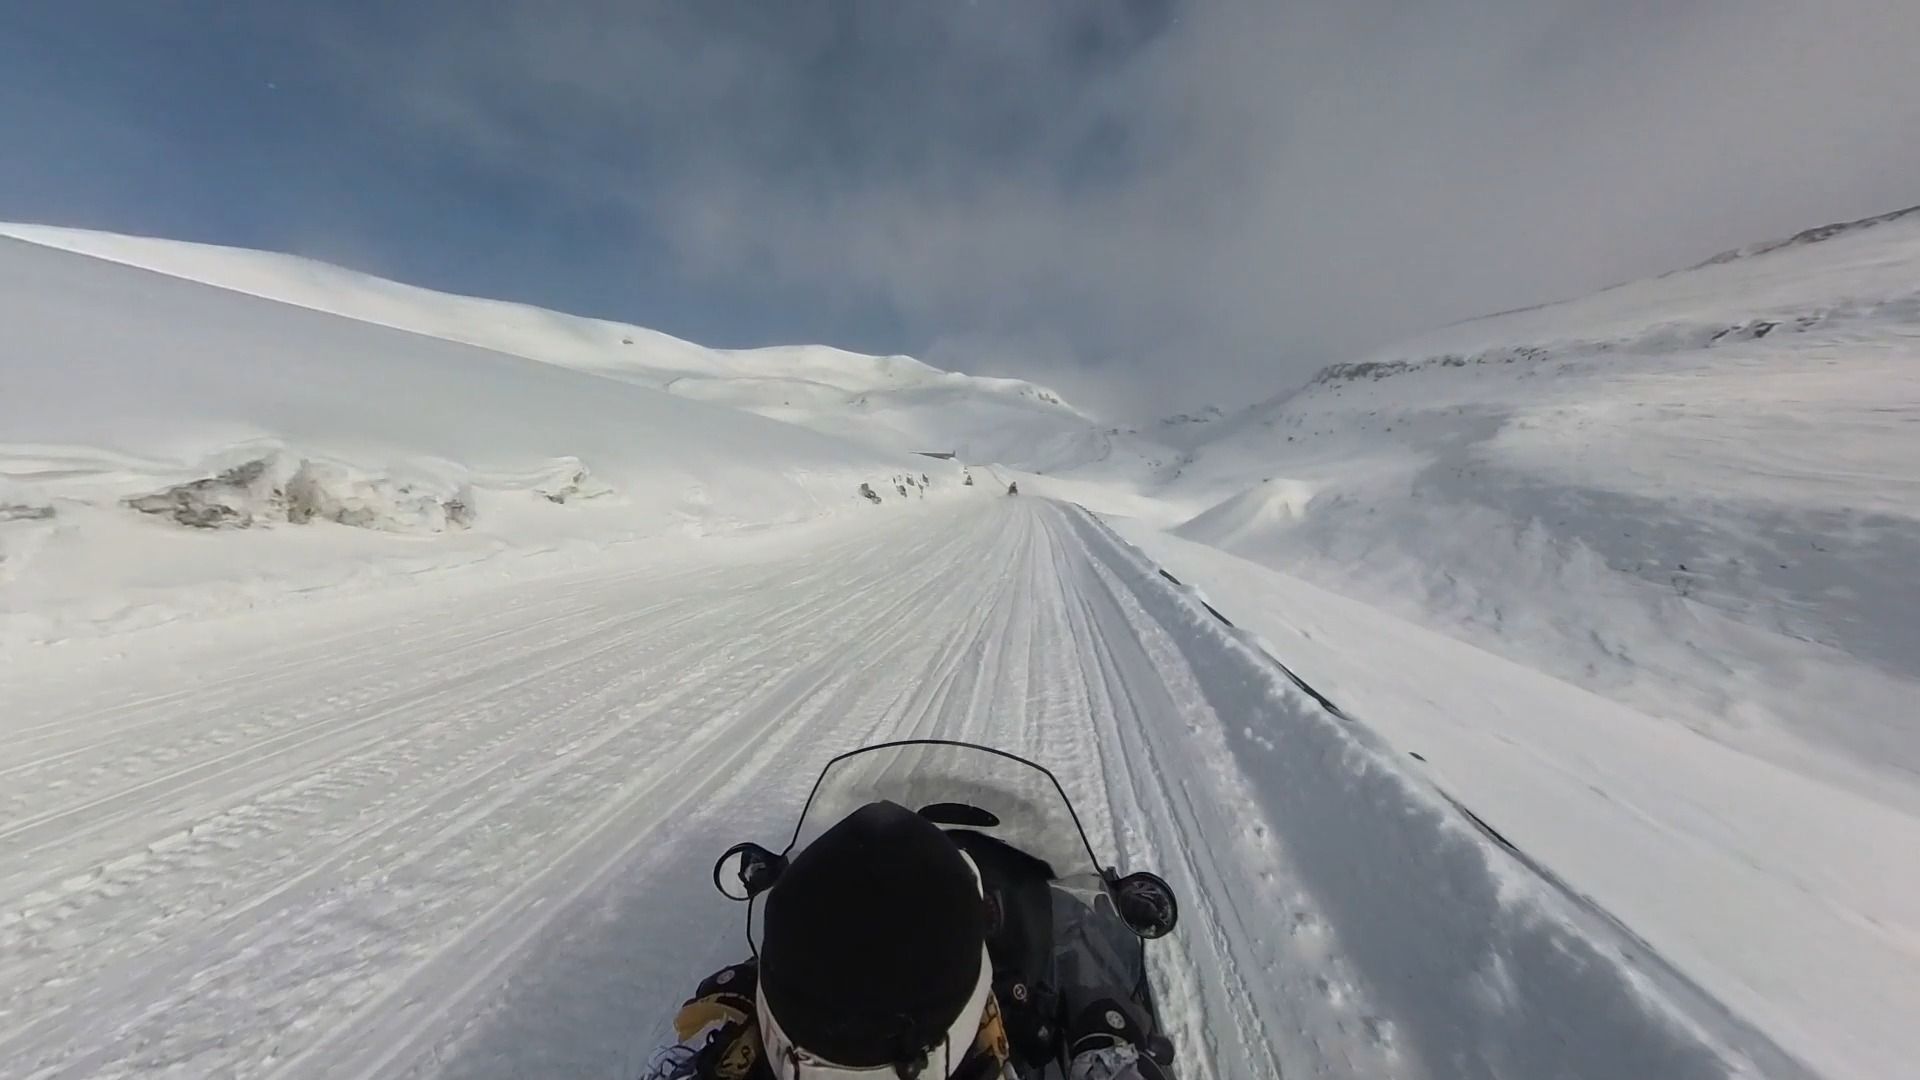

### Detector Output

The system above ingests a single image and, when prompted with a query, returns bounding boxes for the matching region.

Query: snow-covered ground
[0,500,1792,1080]
[4,205,1916,1080]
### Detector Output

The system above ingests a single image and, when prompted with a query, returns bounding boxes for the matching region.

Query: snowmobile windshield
[786,740,1103,881]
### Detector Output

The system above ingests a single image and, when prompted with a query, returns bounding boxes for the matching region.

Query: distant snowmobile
[1007,482,1019,496]
[649,740,1181,1079]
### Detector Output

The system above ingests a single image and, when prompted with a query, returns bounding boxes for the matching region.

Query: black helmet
[758,801,989,1076]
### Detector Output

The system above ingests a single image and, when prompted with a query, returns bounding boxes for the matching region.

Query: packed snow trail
[0,500,1782,1080]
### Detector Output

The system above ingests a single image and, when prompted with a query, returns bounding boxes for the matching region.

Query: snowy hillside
[0,233,963,642]
[1139,405,1229,450]
[1168,205,1920,790]
[0,224,1136,469]
[1098,206,1920,1080]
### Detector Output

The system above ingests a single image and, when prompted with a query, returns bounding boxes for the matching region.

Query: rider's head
[758,800,989,1078]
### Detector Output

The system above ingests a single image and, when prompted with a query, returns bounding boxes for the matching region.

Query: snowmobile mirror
[1113,872,1178,939]
[713,842,786,902]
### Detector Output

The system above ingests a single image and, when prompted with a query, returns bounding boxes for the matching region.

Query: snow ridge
[1690,202,1920,270]
[0,223,1096,463]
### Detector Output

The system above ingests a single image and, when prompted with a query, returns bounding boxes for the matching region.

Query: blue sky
[0,4,897,354]
[5,2,1918,412]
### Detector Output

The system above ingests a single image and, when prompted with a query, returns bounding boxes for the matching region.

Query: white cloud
[313,0,1920,409]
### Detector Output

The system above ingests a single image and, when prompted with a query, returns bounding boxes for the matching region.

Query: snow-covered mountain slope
[1038,207,1920,1079]
[0,223,1136,469]
[0,234,962,642]
[1165,206,1920,797]
[1131,405,1230,451]
[0,499,1796,1080]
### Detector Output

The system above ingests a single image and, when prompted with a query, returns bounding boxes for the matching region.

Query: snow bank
[0,235,964,640]
[1113,518,1917,1080]
[1061,509,1803,1080]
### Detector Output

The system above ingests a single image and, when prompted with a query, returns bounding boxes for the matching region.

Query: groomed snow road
[1,499,1795,1080]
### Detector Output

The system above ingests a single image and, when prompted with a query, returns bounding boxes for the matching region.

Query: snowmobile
[713,739,1181,1079]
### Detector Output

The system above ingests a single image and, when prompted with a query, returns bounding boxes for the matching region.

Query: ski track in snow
[1,500,1769,1080]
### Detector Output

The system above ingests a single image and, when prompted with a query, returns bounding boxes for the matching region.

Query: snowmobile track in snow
[0,499,1797,1080]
